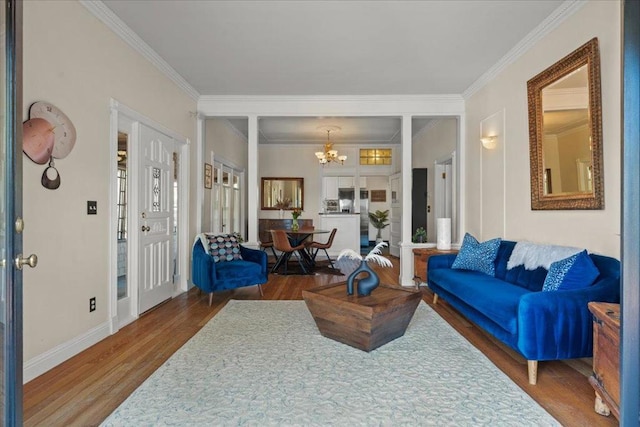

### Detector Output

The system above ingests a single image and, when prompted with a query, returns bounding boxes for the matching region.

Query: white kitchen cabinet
[359,176,367,188]
[318,214,360,257]
[323,177,339,199]
[338,176,354,188]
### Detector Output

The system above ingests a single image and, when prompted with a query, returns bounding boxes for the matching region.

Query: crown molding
[462,0,588,99]
[412,118,442,141]
[80,0,200,101]
[221,118,249,143]
[198,94,465,117]
[199,94,463,103]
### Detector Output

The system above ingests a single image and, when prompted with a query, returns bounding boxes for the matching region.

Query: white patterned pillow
[507,241,582,270]
[206,234,243,263]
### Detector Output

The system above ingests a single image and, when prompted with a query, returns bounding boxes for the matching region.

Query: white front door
[138,124,174,313]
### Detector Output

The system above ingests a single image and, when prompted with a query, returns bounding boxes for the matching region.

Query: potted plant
[413,227,427,243]
[291,207,302,230]
[368,209,389,244]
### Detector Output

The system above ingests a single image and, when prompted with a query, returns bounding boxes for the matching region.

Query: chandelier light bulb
[316,127,345,166]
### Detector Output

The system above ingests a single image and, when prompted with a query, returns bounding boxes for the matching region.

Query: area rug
[101,300,559,426]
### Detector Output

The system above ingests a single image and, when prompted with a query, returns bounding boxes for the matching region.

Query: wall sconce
[480,136,497,150]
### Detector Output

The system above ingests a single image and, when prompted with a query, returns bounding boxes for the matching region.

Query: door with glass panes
[211,162,243,236]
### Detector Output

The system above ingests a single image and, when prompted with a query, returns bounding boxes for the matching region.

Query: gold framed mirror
[527,38,603,210]
[261,177,304,210]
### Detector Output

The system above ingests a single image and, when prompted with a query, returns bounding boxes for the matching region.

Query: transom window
[359,148,392,165]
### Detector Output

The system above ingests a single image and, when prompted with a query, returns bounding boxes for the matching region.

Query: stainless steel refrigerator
[360,190,369,247]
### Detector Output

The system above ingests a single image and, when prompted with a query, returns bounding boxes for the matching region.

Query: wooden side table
[302,282,421,352]
[588,302,620,421]
[412,248,458,285]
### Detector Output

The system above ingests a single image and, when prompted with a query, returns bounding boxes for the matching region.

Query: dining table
[269,228,330,274]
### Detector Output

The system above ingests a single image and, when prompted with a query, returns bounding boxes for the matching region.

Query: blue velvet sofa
[192,234,268,305]
[427,240,620,385]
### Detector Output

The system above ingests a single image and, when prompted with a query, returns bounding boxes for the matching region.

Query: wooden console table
[588,302,620,421]
[412,248,458,284]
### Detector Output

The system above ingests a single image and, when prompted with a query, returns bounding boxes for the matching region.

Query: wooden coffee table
[302,282,421,352]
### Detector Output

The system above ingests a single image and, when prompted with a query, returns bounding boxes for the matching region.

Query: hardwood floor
[23,258,616,426]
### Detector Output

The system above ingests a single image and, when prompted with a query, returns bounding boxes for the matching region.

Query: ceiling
[225,116,439,144]
[100,0,566,144]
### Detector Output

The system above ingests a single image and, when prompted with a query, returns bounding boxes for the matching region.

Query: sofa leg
[594,391,611,416]
[433,294,438,305]
[527,360,538,385]
[208,292,213,307]
[258,284,264,297]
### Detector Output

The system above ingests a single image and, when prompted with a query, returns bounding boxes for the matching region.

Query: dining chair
[260,240,279,263]
[270,230,310,275]
[305,228,337,269]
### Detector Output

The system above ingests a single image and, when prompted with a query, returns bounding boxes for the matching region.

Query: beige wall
[259,145,326,222]
[464,0,621,257]
[412,118,458,242]
[22,1,196,362]
[203,118,248,232]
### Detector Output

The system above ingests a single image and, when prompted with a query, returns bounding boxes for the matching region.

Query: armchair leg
[258,284,264,297]
[433,294,439,305]
[208,292,214,307]
[527,360,538,385]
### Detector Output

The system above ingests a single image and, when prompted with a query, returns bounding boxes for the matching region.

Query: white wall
[203,118,248,232]
[464,0,621,257]
[364,175,391,242]
[412,118,458,242]
[22,1,196,366]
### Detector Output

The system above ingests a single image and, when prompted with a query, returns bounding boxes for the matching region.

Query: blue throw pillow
[542,250,599,291]
[206,234,243,263]
[451,233,502,277]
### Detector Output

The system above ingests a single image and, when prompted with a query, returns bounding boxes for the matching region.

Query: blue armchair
[192,234,268,305]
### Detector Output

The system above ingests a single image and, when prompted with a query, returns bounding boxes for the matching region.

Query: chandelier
[315,127,347,165]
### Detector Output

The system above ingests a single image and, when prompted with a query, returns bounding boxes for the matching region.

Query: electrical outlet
[89,297,96,312]
[87,201,97,215]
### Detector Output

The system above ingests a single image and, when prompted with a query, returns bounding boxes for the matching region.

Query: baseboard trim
[24,321,111,383]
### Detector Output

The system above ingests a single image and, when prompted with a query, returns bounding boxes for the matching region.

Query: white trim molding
[24,321,111,383]
[198,95,465,117]
[463,0,588,99]
[80,0,200,100]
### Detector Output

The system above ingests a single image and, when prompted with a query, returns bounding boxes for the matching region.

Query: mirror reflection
[541,65,592,195]
[528,38,603,210]
[261,177,304,210]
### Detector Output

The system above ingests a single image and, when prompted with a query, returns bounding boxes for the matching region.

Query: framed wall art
[204,163,212,189]
[370,190,386,202]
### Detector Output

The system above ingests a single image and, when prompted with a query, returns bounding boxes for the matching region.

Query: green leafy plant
[368,209,390,242]
[413,227,427,243]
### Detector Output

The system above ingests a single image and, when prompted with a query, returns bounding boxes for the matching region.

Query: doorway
[434,152,456,243]
[110,101,189,330]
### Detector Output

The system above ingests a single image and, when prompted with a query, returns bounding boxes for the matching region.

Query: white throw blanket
[507,241,582,270]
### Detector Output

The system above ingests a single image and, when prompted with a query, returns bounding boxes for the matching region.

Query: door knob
[15,253,38,270]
